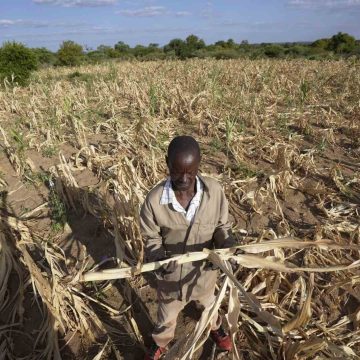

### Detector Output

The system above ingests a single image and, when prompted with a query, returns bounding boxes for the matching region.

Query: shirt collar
[160,176,202,205]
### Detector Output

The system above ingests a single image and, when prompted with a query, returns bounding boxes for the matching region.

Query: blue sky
[1,0,359,50]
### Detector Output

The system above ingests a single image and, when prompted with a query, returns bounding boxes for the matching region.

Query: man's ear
[165,155,169,168]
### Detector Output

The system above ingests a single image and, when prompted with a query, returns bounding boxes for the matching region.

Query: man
[140,136,235,360]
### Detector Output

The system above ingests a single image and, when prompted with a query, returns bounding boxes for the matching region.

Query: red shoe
[144,342,166,360]
[210,326,232,351]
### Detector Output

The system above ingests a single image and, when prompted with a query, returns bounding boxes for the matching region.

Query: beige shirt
[140,175,234,301]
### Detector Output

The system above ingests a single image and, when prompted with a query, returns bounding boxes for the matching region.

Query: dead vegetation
[0,58,359,359]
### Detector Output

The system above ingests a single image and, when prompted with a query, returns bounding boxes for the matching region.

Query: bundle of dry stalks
[0,214,113,359]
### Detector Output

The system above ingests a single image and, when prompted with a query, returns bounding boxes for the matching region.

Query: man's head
[166,136,201,192]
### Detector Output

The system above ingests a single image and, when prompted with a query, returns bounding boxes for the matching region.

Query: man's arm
[140,198,166,262]
[213,187,236,249]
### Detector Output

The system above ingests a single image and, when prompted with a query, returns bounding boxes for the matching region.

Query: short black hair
[167,136,201,163]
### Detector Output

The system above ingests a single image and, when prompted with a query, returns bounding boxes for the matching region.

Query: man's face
[167,152,200,192]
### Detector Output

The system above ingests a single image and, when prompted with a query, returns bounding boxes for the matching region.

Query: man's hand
[155,259,178,279]
[228,248,244,272]
[204,249,243,272]
[204,260,218,271]
[162,260,178,274]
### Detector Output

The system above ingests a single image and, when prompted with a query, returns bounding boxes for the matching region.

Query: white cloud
[0,19,87,28]
[0,19,49,27]
[33,0,117,7]
[175,11,191,17]
[287,0,360,10]
[116,6,191,17]
[0,19,19,26]
[116,6,168,17]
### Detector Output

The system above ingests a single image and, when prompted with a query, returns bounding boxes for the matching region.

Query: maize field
[0,58,359,359]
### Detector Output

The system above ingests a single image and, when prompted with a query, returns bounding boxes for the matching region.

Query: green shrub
[285,45,309,57]
[86,50,107,64]
[32,47,56,66]
[0,42,38,86]
[264,44,284,58]
[311,38,330,50]
[67,71,93,82]
[212,49,239,59]
[327,32,356,53]
[140,52,166,61]
[57,40,84,66]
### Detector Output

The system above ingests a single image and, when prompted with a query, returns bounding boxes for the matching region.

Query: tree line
[0,32,359,85]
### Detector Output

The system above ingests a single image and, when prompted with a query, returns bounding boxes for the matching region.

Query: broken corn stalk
[80,238,360,282]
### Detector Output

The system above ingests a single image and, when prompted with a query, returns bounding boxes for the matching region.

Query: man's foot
[144,342,166,360]
[210,326,232,351]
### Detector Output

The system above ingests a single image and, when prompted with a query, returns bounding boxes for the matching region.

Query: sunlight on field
[0,59,359,359]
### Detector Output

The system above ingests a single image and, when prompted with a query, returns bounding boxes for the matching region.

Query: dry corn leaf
[283,273,314,333]
[92,339,109,360]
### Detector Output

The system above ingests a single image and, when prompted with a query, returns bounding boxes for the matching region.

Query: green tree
[165,35,206,59]
[226,38,236,48]
[311,38,330,49]
[57,40,84,66]
[96,45,118,58]
[185,34,206,52]
[214,40,227,48]
[32,47,56,65]
[164,38,186,57]
[149,43,159,49]
[0,41,38,86]
[97,44,111,52]
[132,45,150,57]
[114,41,130,54]
[327,32,356,53]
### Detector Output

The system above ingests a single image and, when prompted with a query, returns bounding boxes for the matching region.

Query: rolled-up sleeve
[140,198,166,262]
[213,188,236,249]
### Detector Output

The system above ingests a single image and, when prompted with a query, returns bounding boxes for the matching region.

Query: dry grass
[0,58,359,359]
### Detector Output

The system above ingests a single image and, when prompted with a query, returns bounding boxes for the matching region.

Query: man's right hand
[155,259,178,279]
[162,259,178,274]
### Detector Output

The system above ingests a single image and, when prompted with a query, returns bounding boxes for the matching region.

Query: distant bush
[327,32,356,53]
[0,42,38,86]
[212,49,240,59]
[164,38,186,58]
[140,52,166,61]
[264,44,284,58]
[32,47,56,66]
[285,45,309,57]
[86,50,108,64]
[311,38,330,50]
[67,71,94,82]
[57,40,84,66]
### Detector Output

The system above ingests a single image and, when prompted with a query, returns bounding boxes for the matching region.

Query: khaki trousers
[152,293,221,348]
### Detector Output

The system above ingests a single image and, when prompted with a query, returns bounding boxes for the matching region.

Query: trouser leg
[152,298,185,348]
[197,293,222,331]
